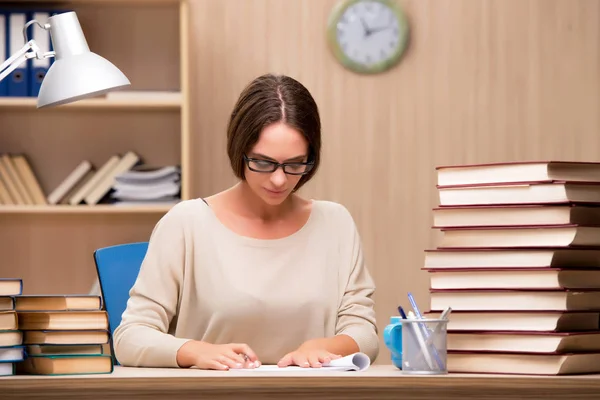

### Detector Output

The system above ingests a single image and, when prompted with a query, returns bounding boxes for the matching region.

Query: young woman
[113,74,378,370]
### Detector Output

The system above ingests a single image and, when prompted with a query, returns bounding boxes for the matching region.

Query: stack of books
[110,164,181,205]
[424,161,600,375]
[14,294,113,375]
[0,279,26,377]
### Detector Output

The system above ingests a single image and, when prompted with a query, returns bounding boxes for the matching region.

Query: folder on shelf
[7,11,29,97]
[0,11,7,96]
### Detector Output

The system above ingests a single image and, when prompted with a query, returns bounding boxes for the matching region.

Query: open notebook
[243,352,370,372]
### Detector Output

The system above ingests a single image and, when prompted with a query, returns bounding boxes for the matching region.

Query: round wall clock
[327,0,409,74]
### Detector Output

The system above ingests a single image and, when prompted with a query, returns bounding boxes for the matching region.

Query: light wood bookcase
[0,0,190,294]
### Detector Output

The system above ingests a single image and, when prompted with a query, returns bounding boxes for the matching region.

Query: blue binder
[0,11,7,96]
[28,10,53,97]
[6,11,29,97]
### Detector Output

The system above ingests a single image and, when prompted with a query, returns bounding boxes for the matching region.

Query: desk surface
[3,365,600,399]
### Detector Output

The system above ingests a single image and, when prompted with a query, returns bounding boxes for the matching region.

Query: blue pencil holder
[383,316,403,369]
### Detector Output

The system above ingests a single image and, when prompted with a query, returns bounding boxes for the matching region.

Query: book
[0,278,22,296]
[436,161,600,187]
[22,330,110,345]
[424,248,600,269]
[17,354,113,375]
[0,331,22,347]
[17,311,109,330]
[0,346,25,362]
[437,181,600,206]
[424,310,600,332]
[46,160,93,205]
[429,289,600,311]
[447,351,600,375]
[447,331,600,353]
[0,311,18,330]
[438,224,600,248]
[432,204,600,228]
[14,295,102,311]
[26,344,104,356]
[426,268,600,290]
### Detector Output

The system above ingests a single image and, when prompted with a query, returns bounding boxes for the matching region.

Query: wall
[188,0,600,363]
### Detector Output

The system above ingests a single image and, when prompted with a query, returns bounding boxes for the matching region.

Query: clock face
[327,0,409,74]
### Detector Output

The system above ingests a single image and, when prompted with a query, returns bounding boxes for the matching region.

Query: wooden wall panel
[188,0,600,364]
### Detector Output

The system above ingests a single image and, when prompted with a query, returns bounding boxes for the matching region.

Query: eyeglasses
[243,154,315,175]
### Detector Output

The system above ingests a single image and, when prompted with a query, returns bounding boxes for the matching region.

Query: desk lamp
[0,11,130,108]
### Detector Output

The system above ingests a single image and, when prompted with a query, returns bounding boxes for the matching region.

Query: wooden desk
[2,365,600,399]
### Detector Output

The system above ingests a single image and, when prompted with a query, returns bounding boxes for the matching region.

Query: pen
[407,292,445,370]
[398,305,408,319]
[407,311,434,370]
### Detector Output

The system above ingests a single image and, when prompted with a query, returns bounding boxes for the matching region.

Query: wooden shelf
[0,205,174,214]
[0,97,181,111]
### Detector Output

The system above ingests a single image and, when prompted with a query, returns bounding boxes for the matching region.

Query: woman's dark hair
[227,73,321,191]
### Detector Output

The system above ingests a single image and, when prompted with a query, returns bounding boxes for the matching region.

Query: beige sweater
[113,199,379,367]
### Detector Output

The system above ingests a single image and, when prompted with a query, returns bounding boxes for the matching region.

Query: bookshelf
[0,0,190,294]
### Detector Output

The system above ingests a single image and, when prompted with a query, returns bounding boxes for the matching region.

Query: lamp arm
[0,19,56,84]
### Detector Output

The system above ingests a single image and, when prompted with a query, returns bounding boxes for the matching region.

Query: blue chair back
[93,242,148,363]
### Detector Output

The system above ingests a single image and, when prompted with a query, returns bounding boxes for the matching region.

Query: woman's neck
[230,181,296,222]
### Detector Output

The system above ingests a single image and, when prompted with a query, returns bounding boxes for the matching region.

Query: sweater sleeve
[334,209,379,363]
[113,206,193,367]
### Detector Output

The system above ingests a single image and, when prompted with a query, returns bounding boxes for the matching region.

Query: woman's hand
[176,340,261,370]
[277,346,341,368]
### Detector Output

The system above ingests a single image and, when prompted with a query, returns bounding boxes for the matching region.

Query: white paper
[242,352,370,372]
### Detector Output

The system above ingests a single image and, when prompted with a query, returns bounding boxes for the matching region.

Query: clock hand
[368,25,391,35]
[360,17,372,36]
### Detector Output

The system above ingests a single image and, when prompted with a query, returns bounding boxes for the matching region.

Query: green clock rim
[326,0,410,74]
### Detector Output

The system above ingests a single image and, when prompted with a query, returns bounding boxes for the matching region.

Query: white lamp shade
[37,12,130,108]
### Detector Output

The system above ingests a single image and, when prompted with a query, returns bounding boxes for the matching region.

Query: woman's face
[244,122,309,206]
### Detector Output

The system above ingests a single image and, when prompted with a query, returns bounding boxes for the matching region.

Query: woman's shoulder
[156,198,212,225]
[311,199,356,228]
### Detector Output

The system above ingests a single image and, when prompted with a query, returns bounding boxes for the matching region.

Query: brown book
[430,289,600,311]
[426,268,600,290]
[0,175,13,204]
[447,351,600,375]
[17,354,113,375]
[0,278,22,296]
[23,329,110,345]
[437,181,600,207]
[425,310,600,332]
[0,311,17,330]
[15,295,101,311]
[46,160,93,205]
[0,297,15,311]
[432,204,600,228]
[447,331,600,353]
[438,224,600,249]
[436,161,600,187]
[424,248,600,269]
[11,154,47,205]
[0,330,22,347]
[60,168,95,205]
[0,153,33,204]
[17,311,108,330]
[0,155,26,204]
[26,344,104,356]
